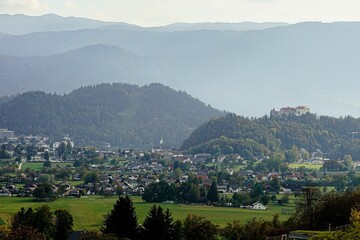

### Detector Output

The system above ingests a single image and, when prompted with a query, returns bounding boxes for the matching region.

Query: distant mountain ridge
[150,22,289,32]
[0,44,169,95]
[1,15,360,117]
[0,83,224,148]
[0,14,118,35]
[0,14,287,35]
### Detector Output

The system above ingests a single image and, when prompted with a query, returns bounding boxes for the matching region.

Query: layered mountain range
[1,14,360,117]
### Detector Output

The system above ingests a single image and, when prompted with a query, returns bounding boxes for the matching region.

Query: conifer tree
[207,181,219,202]
[142,205,175,240]
[101,195,138,239]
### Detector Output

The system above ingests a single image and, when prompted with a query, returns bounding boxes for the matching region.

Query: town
[2,112,360,240]
[0,127,356,208]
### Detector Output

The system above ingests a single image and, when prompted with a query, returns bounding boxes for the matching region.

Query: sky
[0,0,360,26]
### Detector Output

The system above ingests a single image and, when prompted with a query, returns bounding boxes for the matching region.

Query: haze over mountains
[0,14,287,35]
[1,14,360,117]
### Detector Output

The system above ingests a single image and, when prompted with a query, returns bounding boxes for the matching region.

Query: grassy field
[0,196,296,230]
[64,180,84,186]
[21,162,43,171]
[20,162,72,171]
[288,163,322,170]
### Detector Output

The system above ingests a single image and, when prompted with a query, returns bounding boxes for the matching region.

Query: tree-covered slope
[181,114,360,159]
[0,83,223,148]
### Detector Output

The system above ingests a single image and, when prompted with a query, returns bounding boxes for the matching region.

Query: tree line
[286,187,360,230]
[142,177,221,204]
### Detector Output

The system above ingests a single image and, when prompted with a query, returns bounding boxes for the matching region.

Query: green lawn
[20,162,72,171]
[21,162,43,171]
[61,180,83,186]
[288,163,322,170]
[0,196,295,230]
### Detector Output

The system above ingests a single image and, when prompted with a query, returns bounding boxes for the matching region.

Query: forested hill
[0,83,223,149]
[181,113,360,160]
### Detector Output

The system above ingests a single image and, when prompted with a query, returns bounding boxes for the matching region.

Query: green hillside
[0,83,223,148]
[181,113,360,160]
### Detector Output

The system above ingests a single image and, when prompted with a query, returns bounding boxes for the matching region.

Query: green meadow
[288,163,322,170]
[21,162,72,171]
[20,162,43,171]
[0,196,296,230]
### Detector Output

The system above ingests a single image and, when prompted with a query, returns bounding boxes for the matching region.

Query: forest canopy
[182,113,360,160]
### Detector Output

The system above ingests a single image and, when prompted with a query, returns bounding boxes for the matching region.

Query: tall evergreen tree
[43,151,50,161]
[207,181,219,202]
[142,205,175,240]
[101,195,138,239]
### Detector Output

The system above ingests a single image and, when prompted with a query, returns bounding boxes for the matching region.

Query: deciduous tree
[183,214,217,240]
[54,209,73,240]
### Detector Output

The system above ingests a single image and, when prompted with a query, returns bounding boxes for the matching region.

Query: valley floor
[0,195,296,230]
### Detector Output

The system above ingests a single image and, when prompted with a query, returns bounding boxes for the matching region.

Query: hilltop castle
[270,106,310,118]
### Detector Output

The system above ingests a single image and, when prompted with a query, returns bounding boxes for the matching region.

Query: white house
[217,185,228,194]
[252,202,267,210]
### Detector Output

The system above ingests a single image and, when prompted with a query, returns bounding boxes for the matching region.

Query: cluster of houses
[0,129,17,142]
[1,143,328,196]
[0,130,75,161]
[0,132,346,214]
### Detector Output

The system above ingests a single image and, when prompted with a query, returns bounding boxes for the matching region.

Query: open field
[0,196,296,230]
[64,180,84,186]
[21,162,43,171]
[288,163,322,170]
[20,162,73,171]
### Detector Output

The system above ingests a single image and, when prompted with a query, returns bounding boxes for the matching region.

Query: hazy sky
[1,0,360,26]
